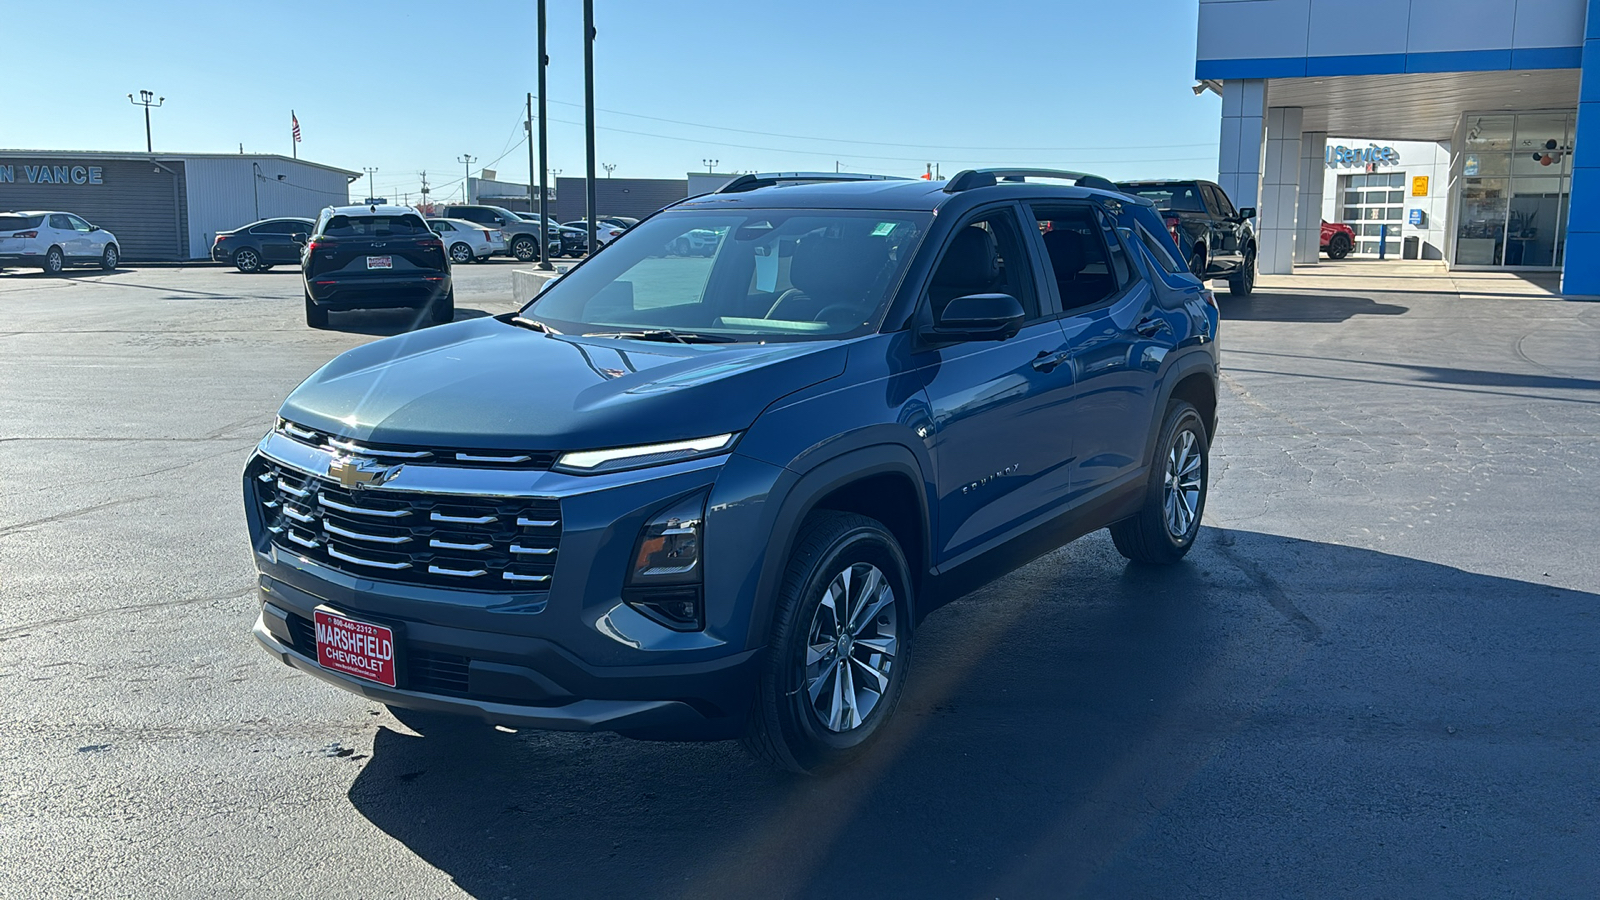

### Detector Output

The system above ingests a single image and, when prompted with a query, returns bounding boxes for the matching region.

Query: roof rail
[943,168,1120,194]
[715,171,911,194]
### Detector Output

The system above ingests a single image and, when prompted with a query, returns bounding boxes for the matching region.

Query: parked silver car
[0,210,120,273]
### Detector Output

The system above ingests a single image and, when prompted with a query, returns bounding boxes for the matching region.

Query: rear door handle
[1031,350,1069,373]
[1135,317,1170,338]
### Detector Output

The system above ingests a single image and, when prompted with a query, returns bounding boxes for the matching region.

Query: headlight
[553,433,737,475]
[624,491,707,631]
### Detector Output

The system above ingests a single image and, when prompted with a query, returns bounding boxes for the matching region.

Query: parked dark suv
[300,205,452,328]
[247,170,1219,772]
[1117,179,1257,295]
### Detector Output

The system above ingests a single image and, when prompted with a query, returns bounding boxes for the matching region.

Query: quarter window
[1136,223,1190,276]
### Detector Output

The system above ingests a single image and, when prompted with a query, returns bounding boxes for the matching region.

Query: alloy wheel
[803,562,899,733]
[1163,428,1204,540]
[103,245,118,269]
[450,243,472,263]
[236,249,259,272]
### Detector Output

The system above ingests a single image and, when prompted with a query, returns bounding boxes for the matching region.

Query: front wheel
[1228,247,1256,296]
[100,244,119,271]
[1327,234,1352,260]
[741,512,912,774]
[510,236,538,262]
[1110,401,1209,564]
[234,248,262,273]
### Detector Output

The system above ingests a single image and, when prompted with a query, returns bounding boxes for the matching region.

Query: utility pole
[537,0,552,269]
[127,90,164,152]
[703,158,719,173]
[836,161,842,173]
[458,153,477,202]
[603,163,616,178]
[363,167,379,203]
[526,92,538,216]
[583,0,598,256]
[419,171,431,212]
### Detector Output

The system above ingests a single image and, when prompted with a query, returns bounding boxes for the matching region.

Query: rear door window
[48,214,72,230]
[1030,205,1125,312]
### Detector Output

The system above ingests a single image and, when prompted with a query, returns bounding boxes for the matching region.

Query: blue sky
[6,1,1219,201]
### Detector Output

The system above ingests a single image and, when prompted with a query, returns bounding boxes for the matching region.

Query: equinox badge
[328,456,401,489]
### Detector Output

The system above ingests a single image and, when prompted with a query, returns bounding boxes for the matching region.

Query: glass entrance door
[1455,111,1574,269]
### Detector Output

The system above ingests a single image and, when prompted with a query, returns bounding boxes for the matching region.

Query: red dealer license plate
[314,609,397,687]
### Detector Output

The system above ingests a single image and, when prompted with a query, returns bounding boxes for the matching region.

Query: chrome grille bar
[320,493,409,518]
[509,544,555,555]
[328,547,411,570]
[428,564,487,578]
[282,506,314,523]
[430,512,496,524]
[325,437,433,460]
[286,530,319,549]
[429,538,491,551]
[326,521,411,544]
[455,452,533,463]
[517,517,559,528]
[502,572,550,583]
[277,478,310,499]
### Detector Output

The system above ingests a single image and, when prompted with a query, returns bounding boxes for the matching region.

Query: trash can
[1403,236,1420,260]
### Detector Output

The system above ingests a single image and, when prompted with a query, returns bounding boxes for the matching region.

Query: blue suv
[245,169,1220,773]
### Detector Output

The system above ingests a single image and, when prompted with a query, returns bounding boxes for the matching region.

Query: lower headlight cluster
[624,490,707,631]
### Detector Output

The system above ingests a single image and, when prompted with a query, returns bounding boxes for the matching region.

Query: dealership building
[1195,0,1600,294]
[0,151,357,261]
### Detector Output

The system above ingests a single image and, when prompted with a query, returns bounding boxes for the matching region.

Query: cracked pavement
[1,265,1597,898]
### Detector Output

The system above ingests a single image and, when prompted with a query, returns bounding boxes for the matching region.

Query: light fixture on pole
[127,90,164,153]
[703,159,719,173]
[363,167,379,204]
[603,163,616,178]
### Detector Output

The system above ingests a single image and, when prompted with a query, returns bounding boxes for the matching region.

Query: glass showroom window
[1455,111,1574,268]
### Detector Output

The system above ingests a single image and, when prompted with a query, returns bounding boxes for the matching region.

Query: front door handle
[1031,350,1069,373]
[1135,317,1170,338]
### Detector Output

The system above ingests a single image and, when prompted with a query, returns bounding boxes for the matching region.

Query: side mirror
[89,224,101,232]
[291,233,308,245]
[922,293,1026,343]
[1236,207,1257,220]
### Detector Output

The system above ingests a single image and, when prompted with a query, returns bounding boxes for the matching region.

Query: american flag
[292,112,301,143]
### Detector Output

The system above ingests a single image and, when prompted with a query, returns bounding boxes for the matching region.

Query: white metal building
[0,151,358,261]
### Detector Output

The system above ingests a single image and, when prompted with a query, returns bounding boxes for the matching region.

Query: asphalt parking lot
[2,262,1598,898]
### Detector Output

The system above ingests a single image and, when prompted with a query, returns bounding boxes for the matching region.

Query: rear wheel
[234,248,262,273]
[428,289,454,325]
[1327,234,1352,260]
[1110,400,1209,564]
[43,246,64,275]
[449,242,473,264]
[1228,246,1256,296]
[1189,245,1207,280]
[100,244,119,271]
[511,236,538,262]
[304,290,328,328]
[741,511,912,774]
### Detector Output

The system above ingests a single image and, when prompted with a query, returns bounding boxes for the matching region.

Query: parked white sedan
[427,218,504,263]
[0,210,120,273]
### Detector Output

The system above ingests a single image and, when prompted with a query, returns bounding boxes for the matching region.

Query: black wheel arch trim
[1137,350,1218,473]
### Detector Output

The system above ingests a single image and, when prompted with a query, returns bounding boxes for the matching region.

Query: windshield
[1120,183,1206,212]
[524,209,929,342]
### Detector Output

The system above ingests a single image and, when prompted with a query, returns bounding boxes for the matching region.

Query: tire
[100,244,119,271]
[234,247,262,273]
[475,255,490,263]
[1228,246,1256,296]
[510,236,538,262]
[43,246,64,275]
[741,511,913,774]
[1110,401,1209,564]
[1327,234,1352,260]
[304,290,328,328]
[1189,245,1207,280]
[449,242,473,264]
[428,289,454,325]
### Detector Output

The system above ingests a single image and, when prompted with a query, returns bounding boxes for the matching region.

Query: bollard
[1378,224,1388,260]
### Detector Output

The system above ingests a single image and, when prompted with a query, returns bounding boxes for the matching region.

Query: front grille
[277,421,558,471]
[282,611,471,697]
[252,458,560,592]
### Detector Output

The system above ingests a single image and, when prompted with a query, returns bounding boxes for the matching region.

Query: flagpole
[292,110,298,159]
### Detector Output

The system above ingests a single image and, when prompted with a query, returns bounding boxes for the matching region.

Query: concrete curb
[510,266,569,304]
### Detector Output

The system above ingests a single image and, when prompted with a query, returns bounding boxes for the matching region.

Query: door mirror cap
[89,224,101,232]
[1236,207,1257,220]
[922,293,1027,343]
[290,233,308,245]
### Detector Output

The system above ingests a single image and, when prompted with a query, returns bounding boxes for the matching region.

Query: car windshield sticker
[871,222,897,236]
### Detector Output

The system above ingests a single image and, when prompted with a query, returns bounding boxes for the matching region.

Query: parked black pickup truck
[1117,180,1257,296]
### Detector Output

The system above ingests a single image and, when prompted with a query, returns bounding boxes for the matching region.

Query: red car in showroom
[1321,221,1354,259]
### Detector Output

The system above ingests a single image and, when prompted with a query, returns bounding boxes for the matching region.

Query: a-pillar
[1295,131,1328,265]
[1258,107,1304,276]
[1562,0,1600,295]
[1217,80,1267,242]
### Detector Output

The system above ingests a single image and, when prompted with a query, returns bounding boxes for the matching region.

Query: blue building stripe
[1197,47,1580,81]
[1561,0,1600,296]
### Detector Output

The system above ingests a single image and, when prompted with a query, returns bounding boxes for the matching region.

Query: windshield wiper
[585,329,735,344]
[510,315,558,334]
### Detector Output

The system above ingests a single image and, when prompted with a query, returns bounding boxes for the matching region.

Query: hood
[279,317,848,452]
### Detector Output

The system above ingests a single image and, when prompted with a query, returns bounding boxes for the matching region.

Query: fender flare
[742,443,931,651]
[1137,350,1218,471]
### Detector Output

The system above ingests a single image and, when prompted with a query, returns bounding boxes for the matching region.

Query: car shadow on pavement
[1221,292,1408,323]
[345,528,1600,898]
[322,308,492,336]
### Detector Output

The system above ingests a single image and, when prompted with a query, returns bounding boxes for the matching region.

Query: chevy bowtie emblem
[328,456,401,489]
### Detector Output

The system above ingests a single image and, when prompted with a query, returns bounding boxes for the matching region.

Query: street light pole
[703,158,719,173]
[127,90,164,153]
[458,154,477,202]
[363,167,379,203]
[537,0,552,270]
[583,0,598,255]
[603,163,615,178]
[251,162,261,220]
